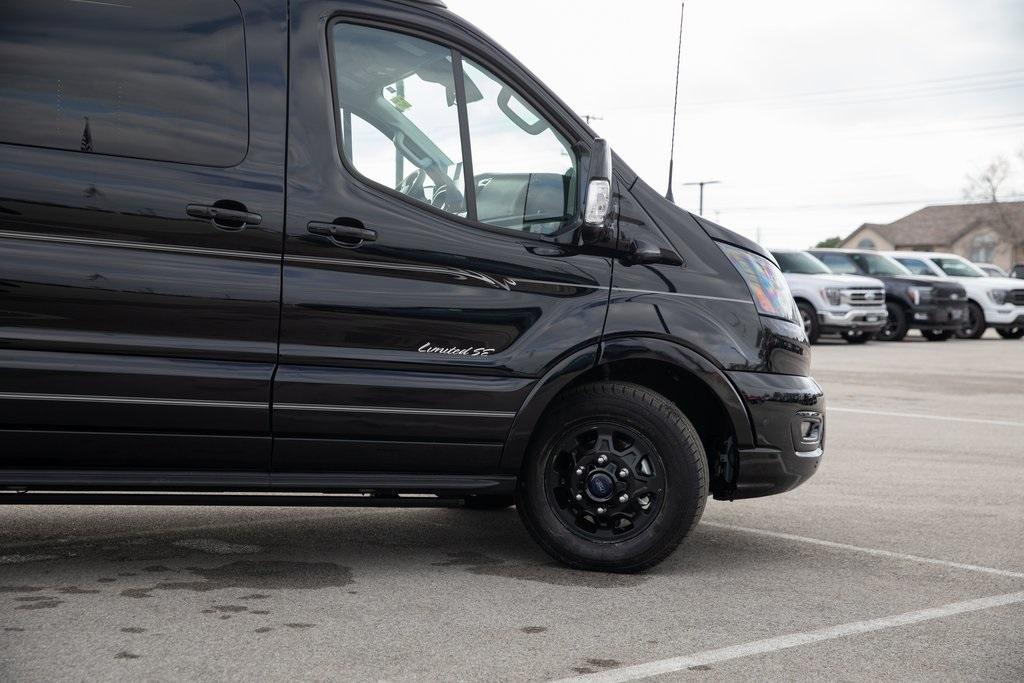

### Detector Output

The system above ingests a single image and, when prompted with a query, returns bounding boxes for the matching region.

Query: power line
[682,179,721,215]
[717,194,1024,213]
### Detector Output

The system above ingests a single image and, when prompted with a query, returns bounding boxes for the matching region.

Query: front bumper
[725,371,825,499]
[819,307,888,334]
[985,308,1024,328]
[909,302,968,330]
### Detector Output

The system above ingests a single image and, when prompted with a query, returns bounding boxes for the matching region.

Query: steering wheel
[430,180,466,214]
[397,169,428,202]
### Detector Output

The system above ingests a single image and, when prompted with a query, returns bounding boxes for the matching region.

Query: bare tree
[963,156,1010,202]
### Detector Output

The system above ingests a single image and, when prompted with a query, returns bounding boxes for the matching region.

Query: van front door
[276,4,611,476]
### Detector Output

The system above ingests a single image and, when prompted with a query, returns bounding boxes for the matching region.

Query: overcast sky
[445,0,1024,248]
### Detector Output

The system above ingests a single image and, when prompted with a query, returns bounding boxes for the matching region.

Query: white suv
[887,251,1024,340]
[773,250,888,344]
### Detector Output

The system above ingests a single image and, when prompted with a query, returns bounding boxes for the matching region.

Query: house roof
[846,201,1024,247]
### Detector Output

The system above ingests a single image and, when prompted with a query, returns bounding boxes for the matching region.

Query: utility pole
[665,1,685,202]
[682,180,721,216]
[582,114,604,125]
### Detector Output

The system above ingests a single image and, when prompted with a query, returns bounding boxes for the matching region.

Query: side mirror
[581,138,613,243]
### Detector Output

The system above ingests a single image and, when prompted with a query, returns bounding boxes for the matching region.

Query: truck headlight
[822,287,842,306]
[908,286,934,306]
[988,289,1009,305]
[719,243,800,324]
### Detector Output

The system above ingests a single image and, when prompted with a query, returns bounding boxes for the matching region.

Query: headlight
[719,243,799,324]
[822,287,842,306]
[988,289,1009,305]
[908,286,934,306]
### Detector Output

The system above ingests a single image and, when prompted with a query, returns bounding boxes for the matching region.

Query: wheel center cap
[586,471,615,502]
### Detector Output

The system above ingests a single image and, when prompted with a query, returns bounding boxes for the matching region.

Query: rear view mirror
[582,139,613,240]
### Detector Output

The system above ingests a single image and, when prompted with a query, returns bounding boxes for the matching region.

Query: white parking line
[703,522,1024,579]
[829,406,1024,428]
[556,591,1024,683]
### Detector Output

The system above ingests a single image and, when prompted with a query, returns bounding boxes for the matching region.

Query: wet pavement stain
[586,658,621,669]
[4,627,25,632]
[122,560,354,596]
[689,665,713,671]
[96,578,117,583]
[121,588,155,599]
[120,627,146,634]
[142,565,175,573]
[211,605,248,613]
[431,551,503,567]
[469,563,647,588]
[254,627,273,634]
[59,586,101,594]
[15,599,62,610]
[572,667,596,675]
[0,585,45,593]
[15,596,56,602]
[521,626,547,634]
[251,610,270,615]
[239,593,270,600]
[285,623,316,629]
[114,651,141,660]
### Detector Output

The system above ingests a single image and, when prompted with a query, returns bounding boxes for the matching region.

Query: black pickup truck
[810,249,968,341]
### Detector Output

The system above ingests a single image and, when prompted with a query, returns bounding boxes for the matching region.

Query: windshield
[851,253,911,276]
[932,256,986,278]
[773,251,832,275]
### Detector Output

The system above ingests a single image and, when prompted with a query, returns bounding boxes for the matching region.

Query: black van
[0,0,823,571]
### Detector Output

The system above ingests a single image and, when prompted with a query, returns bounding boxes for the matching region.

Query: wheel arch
[499,337,754,495]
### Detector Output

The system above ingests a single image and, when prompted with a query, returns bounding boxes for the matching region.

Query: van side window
[330,23,577,234]
[462,60,577,235]
[0,0,248,167]
[332,24,467,217]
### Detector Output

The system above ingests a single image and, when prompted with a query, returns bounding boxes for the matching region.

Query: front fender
[497,336,755,473]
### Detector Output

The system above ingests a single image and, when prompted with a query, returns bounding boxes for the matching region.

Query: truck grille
[843,287,886,307]
[1010,290,1024,306]
[934,285,967,304]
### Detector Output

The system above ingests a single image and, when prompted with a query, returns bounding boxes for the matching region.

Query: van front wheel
[517,382,708,573]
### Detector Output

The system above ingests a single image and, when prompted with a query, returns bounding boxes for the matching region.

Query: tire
[877,302,908,342]
[921,329,953,342]
[797,302,820,344]
[956,302,987,339]
[996,327,1024,340]
[842,330,874,344]
[462,495,515,510]
[517,382,708,573]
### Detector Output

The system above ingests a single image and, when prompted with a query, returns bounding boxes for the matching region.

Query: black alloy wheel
[921,329,953,342]
[996,327,1024,340]
[518,382,707,572]
[877,302,908,341]
[956,302,987,339]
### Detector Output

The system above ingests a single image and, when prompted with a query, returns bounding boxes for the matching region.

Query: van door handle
[187,204,262,232]
[307,220,377,248]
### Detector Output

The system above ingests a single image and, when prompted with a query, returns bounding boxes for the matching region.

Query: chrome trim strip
[795,447,824,459]
[0,392,267,409]
[612,287,755,305]
[0,230,280,262]
[274,403,516,418]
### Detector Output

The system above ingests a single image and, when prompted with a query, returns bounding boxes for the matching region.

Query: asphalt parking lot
[2,331,1022,682]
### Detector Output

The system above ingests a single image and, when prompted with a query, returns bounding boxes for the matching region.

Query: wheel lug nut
[597,455,608,465]
[575,467,584,476]
[618,468,629,479]
[618,493,629,503]
[596,507,606,515]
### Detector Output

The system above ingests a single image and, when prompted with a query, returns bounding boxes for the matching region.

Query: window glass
[932,256,985,278]
[851,252,909,276]
[894,258,935,276]
[332,24,466,217]
[773,251,831,275]
[0,0,248,166]
[462,59,577,234]
[815,252,859,275]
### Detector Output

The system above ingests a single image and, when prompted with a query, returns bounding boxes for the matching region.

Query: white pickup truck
[773,250,888,344]
[887,251,1024,340]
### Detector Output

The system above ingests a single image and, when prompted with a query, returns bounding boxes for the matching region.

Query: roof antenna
[665,1,685,203]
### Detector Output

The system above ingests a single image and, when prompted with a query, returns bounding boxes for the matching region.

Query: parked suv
[888,252,1024,340]
[0,0,824,572]
[809,249,967,342]
[772,250,887,344]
